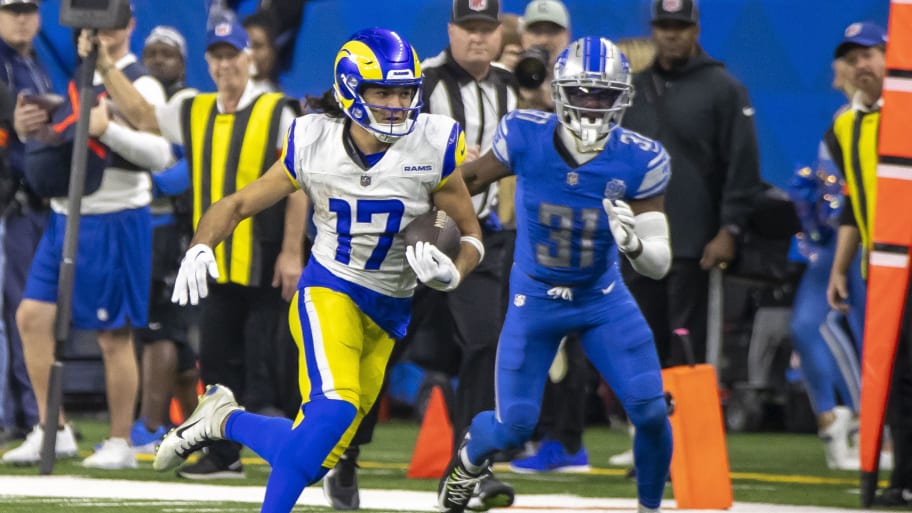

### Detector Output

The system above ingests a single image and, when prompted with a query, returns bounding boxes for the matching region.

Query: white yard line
[0,475,862,512]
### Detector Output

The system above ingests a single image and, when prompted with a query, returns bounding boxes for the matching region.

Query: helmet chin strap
[371,130,399,144]
[366,114,409,144]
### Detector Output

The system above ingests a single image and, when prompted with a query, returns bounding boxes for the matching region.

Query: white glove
[603,199,642,254]
[406,241,461,291]
[171,244,220,306]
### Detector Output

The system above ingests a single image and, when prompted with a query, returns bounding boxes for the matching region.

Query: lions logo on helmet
[552,37,634,152]
[333,28,423,143]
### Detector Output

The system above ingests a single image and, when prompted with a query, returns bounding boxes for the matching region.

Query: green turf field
[0,417,880,512]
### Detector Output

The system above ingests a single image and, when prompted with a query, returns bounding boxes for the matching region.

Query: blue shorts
[24,207,152,330]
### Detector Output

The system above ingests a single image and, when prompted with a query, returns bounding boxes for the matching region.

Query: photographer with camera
[515,0,570,111]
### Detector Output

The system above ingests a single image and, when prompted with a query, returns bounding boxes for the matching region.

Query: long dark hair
[303,87,344,117]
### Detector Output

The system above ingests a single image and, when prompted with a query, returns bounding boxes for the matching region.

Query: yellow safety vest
[181,91,288,287]
[832,107,880,277]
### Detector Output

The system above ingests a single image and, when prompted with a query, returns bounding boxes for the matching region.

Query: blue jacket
[0,37,52,180]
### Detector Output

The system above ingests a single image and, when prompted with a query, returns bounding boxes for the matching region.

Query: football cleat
[438,435,488,513]
[467,469,515,511]
[153,384,242,472]
[509,439,590,474]
[323,446,360,510]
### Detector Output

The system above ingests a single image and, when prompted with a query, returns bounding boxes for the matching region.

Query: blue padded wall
[35,0,889,187]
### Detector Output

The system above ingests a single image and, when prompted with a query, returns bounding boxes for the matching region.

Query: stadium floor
[0,475,866,512]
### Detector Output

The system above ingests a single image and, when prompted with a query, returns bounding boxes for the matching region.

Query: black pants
[198,282,284,464]
[352,228,509,449]
[622,257,709,367]
[887,286,912,491]
[435,229,507,445]
[536,335,591,454]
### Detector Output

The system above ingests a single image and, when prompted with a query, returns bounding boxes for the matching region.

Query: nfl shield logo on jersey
[603,179,627,200]
[513,294,526,307]
[566,172,579,186]
[360,175,371,187]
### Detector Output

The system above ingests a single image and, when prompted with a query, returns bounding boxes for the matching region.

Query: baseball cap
[523,0,569,30]
[834,22,887,59]
[451,0,500,26]
[206,19,249,52]
[651,0,699,25]
[144,26,187,59]
[0,0,39,12]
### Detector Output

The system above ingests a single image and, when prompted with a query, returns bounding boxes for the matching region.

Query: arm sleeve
[717,80,763,229]
[627,211,672,279]
[100,74,173,169]
[99,121,175,170]
[133,75,167,107]
[151,158,190,197]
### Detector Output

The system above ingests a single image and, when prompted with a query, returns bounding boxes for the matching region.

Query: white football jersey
[283,113,465,297]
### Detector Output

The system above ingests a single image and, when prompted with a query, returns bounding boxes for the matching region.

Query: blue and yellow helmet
[333,28,423,143]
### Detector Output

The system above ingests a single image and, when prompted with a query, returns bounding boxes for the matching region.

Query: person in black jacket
[622,0,762,367]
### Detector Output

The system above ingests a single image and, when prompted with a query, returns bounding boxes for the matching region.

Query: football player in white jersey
[154,28,483,513]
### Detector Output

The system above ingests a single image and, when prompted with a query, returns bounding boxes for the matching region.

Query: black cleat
[437,436,488,513]
[323,447,360,510]
[871,487,912,507]
[467,469,515,511]
[176,452,245,480]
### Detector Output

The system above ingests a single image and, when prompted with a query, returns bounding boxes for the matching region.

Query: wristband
[460,236,485,263]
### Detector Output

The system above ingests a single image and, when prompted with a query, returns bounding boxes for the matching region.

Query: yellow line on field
[133,453,885,487]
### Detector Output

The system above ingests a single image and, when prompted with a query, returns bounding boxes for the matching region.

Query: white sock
[637,504,660,513]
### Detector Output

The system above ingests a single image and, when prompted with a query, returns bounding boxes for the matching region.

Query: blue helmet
[333,28,423,143]
[552,37,634,150]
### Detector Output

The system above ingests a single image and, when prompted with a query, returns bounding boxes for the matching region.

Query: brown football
[402,208,461,260]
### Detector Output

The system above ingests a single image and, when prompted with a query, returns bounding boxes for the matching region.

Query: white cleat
[608,448,634,467]
[153,384,242,472]
[1,424,78,465]
[821,406,858,470]
[82,438,137,469]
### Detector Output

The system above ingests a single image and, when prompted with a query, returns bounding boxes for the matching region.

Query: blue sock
[465,411,498,465]
[260,398,357,512]
[224,411,293,465]
[633,417,673,509]
[464,409,536,467]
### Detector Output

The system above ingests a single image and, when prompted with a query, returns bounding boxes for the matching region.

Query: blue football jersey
[492,110,670,285]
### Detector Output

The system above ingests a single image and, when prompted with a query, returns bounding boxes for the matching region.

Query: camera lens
[514,46,549,89]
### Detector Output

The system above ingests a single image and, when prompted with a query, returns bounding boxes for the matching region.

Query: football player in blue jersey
[152,28,484,513]
[437,37,673,513]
